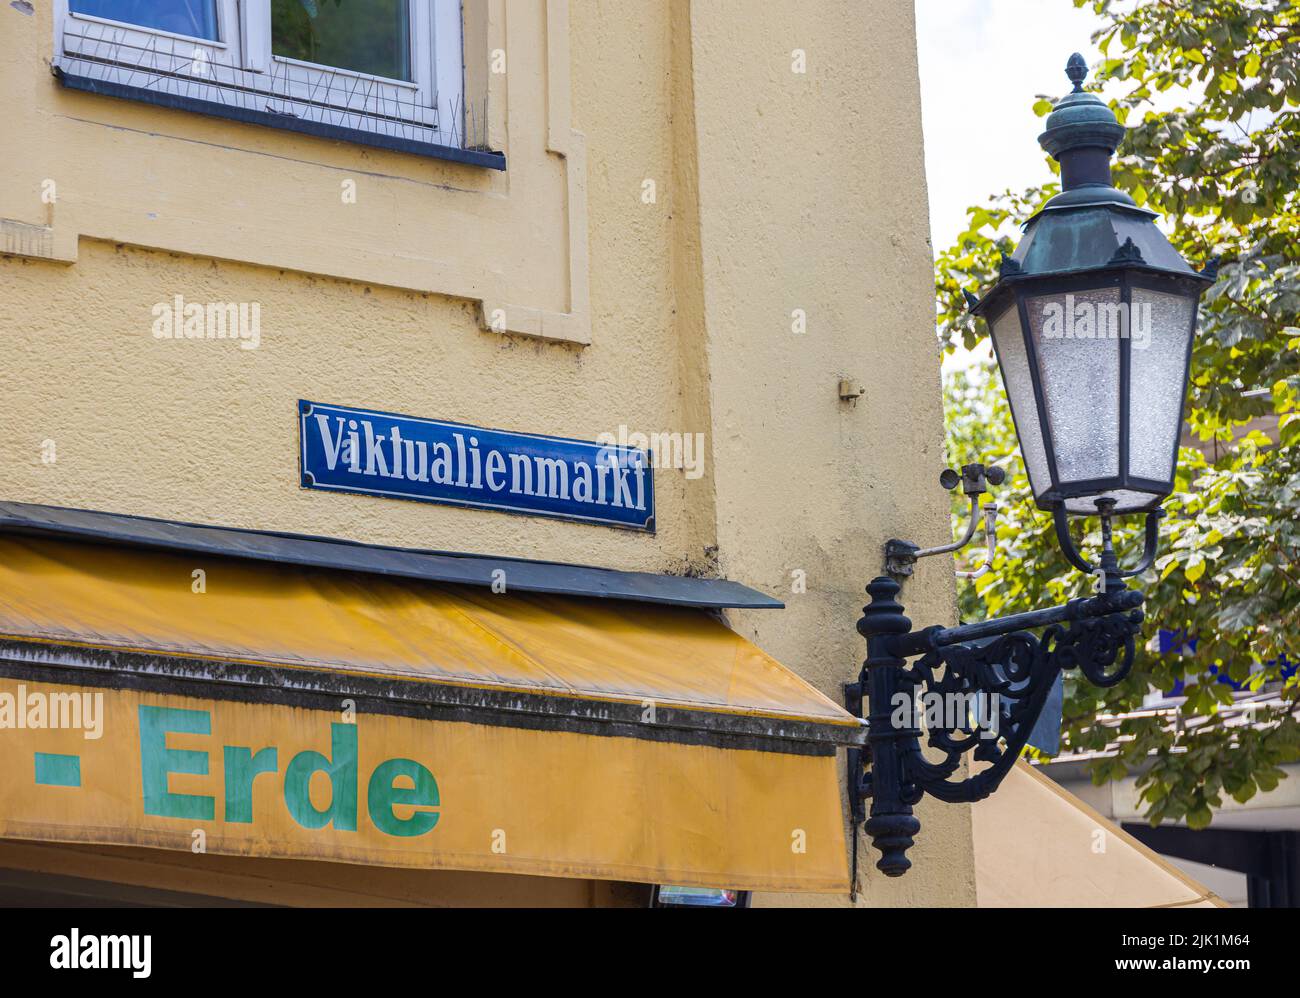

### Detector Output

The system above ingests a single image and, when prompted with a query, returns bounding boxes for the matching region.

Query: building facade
[0,0,974,906]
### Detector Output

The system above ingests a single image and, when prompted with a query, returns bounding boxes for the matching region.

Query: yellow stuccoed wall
[0,0,974,906]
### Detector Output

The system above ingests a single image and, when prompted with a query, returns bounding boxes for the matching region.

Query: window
[271,0,410,81]
[54,1,487,164]
[650,886,750,908]
[69,1,220,40]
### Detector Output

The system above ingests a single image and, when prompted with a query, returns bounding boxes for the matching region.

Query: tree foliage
[939,0,1300,828]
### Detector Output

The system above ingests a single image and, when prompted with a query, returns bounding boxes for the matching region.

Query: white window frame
[54,1,465,146]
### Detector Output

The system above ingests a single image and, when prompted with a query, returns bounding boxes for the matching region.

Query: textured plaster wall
[0,0,974,906]
[0,0,700,575]
[682,0,975,906]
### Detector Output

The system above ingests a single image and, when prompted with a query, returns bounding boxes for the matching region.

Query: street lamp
[846,55,1214,880]
[971,52,1211,523]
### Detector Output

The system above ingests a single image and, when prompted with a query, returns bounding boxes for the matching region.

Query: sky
[915,0,1110,251]
[916,0,1224,372]
[915,0,1111,369]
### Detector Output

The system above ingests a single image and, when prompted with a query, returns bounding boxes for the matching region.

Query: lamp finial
[1066,52,1088,93]
[1037,51,1124,189]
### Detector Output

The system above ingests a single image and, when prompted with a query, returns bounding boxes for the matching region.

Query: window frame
[58,0,240,91]
[54,0,468,153]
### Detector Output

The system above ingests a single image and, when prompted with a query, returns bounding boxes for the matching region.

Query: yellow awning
[973,762,1227,907]
[0,535,859,892]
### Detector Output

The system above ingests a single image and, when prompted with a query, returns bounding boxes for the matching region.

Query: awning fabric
[0,534,859,892]
[973,761,1227,908]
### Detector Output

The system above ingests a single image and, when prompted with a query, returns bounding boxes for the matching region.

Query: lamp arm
[1117,508,1165,578]
[1052,505,1165,579]
[1052,505,1096,574]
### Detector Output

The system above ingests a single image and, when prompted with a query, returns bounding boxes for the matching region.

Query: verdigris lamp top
[969,53,1209,322]
[1037,52,1127,162]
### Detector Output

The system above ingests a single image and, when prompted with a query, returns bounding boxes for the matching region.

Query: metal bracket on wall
[846,575,1144,877]
[883,463,1005,579]
[847,468,1163,881]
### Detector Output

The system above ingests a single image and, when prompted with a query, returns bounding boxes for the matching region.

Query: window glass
[654,886,744,907]
[271,0,412,82]
[69,0,219,40]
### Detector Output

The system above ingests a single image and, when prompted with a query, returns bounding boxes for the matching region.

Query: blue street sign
[298,401,654,531]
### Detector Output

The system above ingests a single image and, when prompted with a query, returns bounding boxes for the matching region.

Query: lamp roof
[969,54,1213,319]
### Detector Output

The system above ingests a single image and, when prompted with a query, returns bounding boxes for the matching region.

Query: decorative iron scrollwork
[845,576,1144,878]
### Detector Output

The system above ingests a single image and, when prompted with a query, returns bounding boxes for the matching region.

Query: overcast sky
[915,0,1110,368]
[915,0,1109,252]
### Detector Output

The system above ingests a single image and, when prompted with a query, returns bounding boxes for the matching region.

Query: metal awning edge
[0,501,783,610]
[0,638,865,753]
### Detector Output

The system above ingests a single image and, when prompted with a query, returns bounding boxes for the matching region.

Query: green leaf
[1186,804,1214,830]
[938,0,1300,834]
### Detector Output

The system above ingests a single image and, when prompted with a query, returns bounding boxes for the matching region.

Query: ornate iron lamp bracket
[845,504,1161,879]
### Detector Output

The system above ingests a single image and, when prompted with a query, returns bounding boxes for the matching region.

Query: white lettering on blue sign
[298,401,654,531]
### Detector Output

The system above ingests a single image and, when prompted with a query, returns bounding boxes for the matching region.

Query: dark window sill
[55,69,507,171]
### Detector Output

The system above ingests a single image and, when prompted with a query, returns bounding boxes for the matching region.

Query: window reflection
[272,0,412,82]
[69,0,220,41]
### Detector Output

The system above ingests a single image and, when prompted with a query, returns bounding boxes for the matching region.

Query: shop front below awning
[0,503,862,893]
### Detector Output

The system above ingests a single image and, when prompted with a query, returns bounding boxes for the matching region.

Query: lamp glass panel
[989,304,1052,497]
[1128,286,1196,484]
[1025,287,1122,484]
